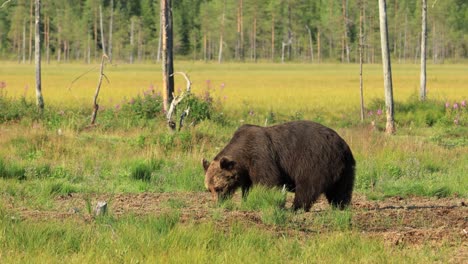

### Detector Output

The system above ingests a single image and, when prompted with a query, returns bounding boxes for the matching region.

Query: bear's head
[202,156,241,201]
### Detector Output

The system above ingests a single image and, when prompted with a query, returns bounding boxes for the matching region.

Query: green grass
[0,207,456,263]
[0,61,467,262]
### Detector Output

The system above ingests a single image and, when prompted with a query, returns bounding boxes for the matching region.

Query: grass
[0,207,457,263]
[0,61,467,262]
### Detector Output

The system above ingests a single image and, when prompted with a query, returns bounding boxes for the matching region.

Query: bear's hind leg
[293,187,319,212]
[325,173,354,210]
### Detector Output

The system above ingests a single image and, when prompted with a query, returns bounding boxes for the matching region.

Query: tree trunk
[378,0,395,134]
[271,12,275,61]
[157,14,162,62]
[342,0,350,63]
[45,16,50,64]
[108,0,113,62]
[161,0,174,117]
[57,26,61,62]
[28,0,33,63]
[419,0,427,101]
[306,25,314,62]
[99,5,106,55]
[87,33,91,64]
[130,18,134,64]
[94,8,97,60]
[35,0,44,111]
[252,11,257,62]
[317,28,321,63]
[359,1,365,122]
[236,0,242,60]
[22,18,26,64]
[218,0,226,64]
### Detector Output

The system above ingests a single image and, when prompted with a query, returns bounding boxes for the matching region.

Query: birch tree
[378,0,395,134]
[419,0,427,101]
[34,0,44,111]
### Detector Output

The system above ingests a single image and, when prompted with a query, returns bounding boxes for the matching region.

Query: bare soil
[4,192,467,258]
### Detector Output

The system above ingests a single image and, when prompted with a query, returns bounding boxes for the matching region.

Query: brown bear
[202,120,355,211]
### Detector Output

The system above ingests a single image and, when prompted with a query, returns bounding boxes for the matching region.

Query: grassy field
[0,61,467,263]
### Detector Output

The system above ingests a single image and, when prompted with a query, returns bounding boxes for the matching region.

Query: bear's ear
[220,156,236,171]
[202,158,210,172]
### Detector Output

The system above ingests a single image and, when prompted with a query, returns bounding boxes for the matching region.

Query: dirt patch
[4,192,467,249]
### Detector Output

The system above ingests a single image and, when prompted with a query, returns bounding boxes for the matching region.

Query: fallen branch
[166,72,192,130]
[91,54,109,125]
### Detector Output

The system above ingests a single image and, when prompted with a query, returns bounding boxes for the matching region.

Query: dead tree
[161,0,174,116]
[166,72,191,131]
[378,0,396,134]
[34,0,44,111]
[99,4,106,56]
[90,55,109,125]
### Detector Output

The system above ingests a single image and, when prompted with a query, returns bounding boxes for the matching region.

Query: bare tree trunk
[252,10,257,62]
[218,0,226,64]
[45,16,50,64]
[87,32,91,64]
[236,0,243,60]
[359,1,365,122]
[94,9,97,60]
[342,0,350,63]
[108,0,113,62]
[28,0,33,63]
[271,12,275,61]
[203,33,207,61]
[378,0,395,134]
[306,25,314,62]
[130,18,134,64]
[91,55,108,125]
[419,0,427,101]
[99,5,106,55]
[22,18,26,64]
[57,26,61,62]
[403,12,407,63]
[161,0,174,117]
[317,29,321,63]
[35,0,44,111]
[157,15,162,62]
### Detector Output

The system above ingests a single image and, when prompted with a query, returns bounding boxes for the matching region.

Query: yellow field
[0,61,466,113]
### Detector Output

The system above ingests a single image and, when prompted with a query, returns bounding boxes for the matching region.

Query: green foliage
[121,90,164,120]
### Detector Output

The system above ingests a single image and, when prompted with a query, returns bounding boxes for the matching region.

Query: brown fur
[202,120,355,211]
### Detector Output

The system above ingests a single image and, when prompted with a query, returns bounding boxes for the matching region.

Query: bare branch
[178,107,190,131]
[68,65,99,91]
[0,0,13,9]
[170,72,191,92]
[166,72,192,130]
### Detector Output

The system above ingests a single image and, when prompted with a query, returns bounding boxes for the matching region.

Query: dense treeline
[0,0,467,63]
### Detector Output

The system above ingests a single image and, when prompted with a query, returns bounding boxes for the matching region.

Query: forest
[1,0,467,63]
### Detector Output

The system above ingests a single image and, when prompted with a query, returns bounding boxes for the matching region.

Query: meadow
[0,61,467,263]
